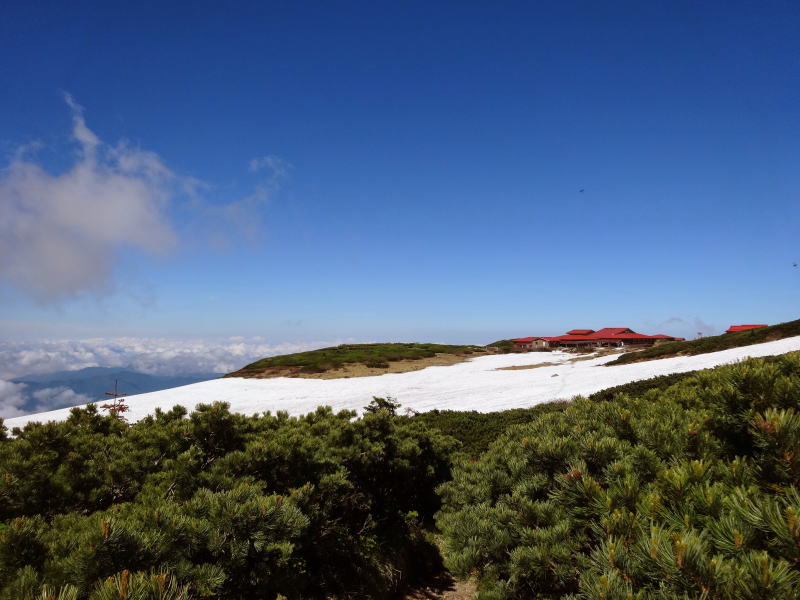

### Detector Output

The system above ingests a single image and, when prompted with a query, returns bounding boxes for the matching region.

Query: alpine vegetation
[0,401,454,599]
[437,352,800,599]
[1,353,799,599]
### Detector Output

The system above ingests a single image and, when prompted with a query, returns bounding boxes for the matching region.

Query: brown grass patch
[568,348,622,362]
[495,362,560,371]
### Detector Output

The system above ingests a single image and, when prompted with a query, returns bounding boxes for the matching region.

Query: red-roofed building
[511,337,551,351]
[511,327,682,350]
[726,324,768,333]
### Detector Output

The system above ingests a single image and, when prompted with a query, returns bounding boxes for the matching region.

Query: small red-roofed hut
[511,337,550,351]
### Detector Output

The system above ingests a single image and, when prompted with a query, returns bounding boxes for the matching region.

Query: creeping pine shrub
[0,402,457,599]
[437,352,800,600]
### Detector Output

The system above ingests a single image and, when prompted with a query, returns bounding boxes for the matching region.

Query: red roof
[513,327,681,345]
[606,332,656,339]
[589,328,633,338]
[549,327,680,343]
[726,324,768,333]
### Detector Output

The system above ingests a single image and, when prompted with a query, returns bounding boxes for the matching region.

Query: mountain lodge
[512,328,684,351]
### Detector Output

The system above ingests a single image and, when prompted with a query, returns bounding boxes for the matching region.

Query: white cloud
[0,95,285,302]
[31,386,93,413]
[0,378,94,419]
[0,379,29,418]
[0,95,185,302]
[63,93,101,155]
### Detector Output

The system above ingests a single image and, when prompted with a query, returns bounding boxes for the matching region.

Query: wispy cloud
[658,317,686,326]
[694,318,718,337]
[248,154,291,178]
[219,154,292,242]
[651,316,720,339]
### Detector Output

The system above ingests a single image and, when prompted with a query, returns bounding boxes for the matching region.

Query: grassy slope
[228,342,485,376]
[606,318,800,366]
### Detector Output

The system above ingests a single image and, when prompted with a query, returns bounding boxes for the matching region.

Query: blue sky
[1,0,798,347]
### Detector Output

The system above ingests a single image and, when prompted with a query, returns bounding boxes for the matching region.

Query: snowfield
[7,336,800,428]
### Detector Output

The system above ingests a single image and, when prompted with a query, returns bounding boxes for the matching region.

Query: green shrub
[585,371,699,403]
[437,352,800,599]
[6,349,800,599]
[0,403,457,599]
[486,340,515,353]
[411,403,569,459]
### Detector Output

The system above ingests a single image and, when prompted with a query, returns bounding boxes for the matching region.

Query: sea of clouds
[0,337,340,418]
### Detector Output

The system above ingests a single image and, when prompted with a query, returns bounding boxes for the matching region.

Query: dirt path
[404,575,476,600]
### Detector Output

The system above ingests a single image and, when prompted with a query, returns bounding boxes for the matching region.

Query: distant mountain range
[11,367,222,414]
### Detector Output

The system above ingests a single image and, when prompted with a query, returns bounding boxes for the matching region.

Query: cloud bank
[0,337,339,380]
[0,378,93,419]
[0,379,29,418]
[0,336,344,418]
